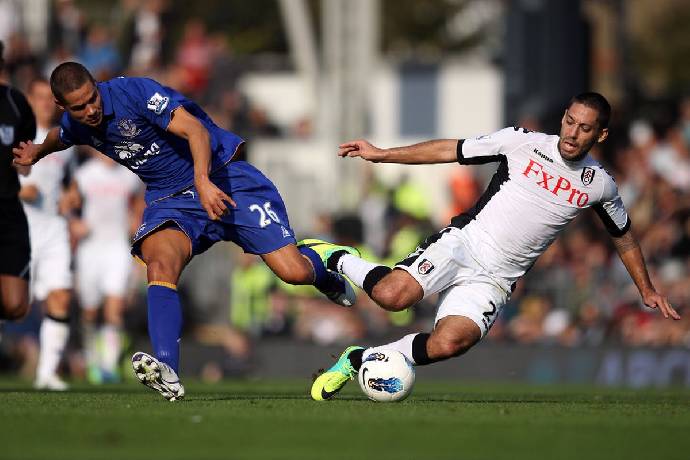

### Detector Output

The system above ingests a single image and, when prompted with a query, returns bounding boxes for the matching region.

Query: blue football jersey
[58,77,244,203]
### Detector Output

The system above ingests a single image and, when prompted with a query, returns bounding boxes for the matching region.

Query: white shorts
[76,239,133,309]
[28,213,73,301]
[395,228,510,337]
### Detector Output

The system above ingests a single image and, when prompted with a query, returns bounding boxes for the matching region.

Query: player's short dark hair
[50,62,95,104]
[568,92,611,129]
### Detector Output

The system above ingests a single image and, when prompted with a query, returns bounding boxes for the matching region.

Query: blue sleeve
[58,112,77,147]
[132,78,184,131]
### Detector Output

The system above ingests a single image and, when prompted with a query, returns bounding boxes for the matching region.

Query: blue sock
[298,246,343,293]
[147,283,183,373]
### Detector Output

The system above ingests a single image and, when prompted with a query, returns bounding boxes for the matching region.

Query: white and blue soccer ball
[357,349,415,402]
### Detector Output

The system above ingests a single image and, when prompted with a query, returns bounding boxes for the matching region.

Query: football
[357,349,415,402]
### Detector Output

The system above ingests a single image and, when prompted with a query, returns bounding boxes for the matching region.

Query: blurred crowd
[0,0,688,384]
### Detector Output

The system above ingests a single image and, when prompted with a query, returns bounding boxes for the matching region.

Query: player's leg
[34,218,73,391]
[100,294,125,382]
[81,306,101,384]
[0,199,31,320]
[209,159,361,306]
[139,226,190,373]
[98,247,131,383]
[0,275,30,320]
[262,242,359,307]
[312,229,504,400]
[131,226,190,401]
[76,245,103,384]
[35,288,71,391]
[308,230,456,311]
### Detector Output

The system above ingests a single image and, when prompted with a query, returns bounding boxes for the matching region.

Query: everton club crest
[117,119,140,138]
[581,167,595,186]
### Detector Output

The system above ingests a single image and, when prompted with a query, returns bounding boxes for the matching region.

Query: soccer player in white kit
[18,78,76,391]
[69,151,141,383]
[310,92,681,400]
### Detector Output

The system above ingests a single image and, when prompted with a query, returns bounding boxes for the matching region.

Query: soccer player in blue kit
[12,62,358,401]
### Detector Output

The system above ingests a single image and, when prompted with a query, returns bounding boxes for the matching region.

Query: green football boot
[297,239,360,271]
[297,239,361,307]
[311,346,364,401]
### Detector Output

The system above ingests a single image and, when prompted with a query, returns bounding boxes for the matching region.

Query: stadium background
[1,0,690,388]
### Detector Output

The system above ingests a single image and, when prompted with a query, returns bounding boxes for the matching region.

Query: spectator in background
[647,113,690,192]
[175,18,212,97]
[2,32,40,92]
[48,0,86,56]
[79,25,122,81]
[120,0,171,73]
[65,150,142,384]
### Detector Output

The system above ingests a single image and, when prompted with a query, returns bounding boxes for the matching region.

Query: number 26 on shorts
[249,201,281,228]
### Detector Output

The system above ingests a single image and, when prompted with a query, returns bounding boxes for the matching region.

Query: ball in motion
[358,349,415,402]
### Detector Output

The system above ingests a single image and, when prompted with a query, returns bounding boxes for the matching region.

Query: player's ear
[597,128,609,143]
[54,98,65,111]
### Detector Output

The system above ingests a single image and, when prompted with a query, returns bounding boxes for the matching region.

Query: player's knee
[146,259,180,283]
[372,282,414,312]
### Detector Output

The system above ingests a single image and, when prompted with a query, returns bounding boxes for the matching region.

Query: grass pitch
[0,379,688,460]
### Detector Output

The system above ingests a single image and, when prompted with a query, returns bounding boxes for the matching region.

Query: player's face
[558,102,608,161]
[27,81,57,127]
[59,81,103,127]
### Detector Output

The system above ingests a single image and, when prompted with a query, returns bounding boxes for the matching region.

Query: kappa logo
[533,148,553,163]
[281,226,291,238]
[0,124,15,146]
[146,92,169,115]
[581,167,596,186]
[418,259,435,275]
[117,118,140,138]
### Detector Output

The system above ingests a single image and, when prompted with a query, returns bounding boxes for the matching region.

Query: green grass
[0,379,688,460]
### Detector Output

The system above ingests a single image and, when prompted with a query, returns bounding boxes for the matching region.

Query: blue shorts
[132,161,296,257]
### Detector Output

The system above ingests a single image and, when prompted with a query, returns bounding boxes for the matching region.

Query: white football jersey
[452,127,629,285]
[20,126,75,217]
[75,158,141,242]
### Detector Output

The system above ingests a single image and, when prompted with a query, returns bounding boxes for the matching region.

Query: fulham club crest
[581,167,595,186]
[418,259,435,275]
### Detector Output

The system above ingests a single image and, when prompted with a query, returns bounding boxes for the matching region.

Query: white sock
[36,317,70,380]
[100,324,122,375]
[364,333,419,365]
[82,322,99,370]
[338,254,385,290]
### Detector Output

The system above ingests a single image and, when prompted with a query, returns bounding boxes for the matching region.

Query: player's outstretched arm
[12,127,66,166]
[612,231,681,320]
[338,139,458,164]
[167,106,236,220]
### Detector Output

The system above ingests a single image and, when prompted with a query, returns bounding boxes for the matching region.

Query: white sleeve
[458,127,532,165]
[19,161,47,188]
[592,172,630,237]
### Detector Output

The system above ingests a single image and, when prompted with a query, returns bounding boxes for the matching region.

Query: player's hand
[338,140,386,162]
[195,177,236,221]
[641,289,681,320]
[12,140,40,166]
